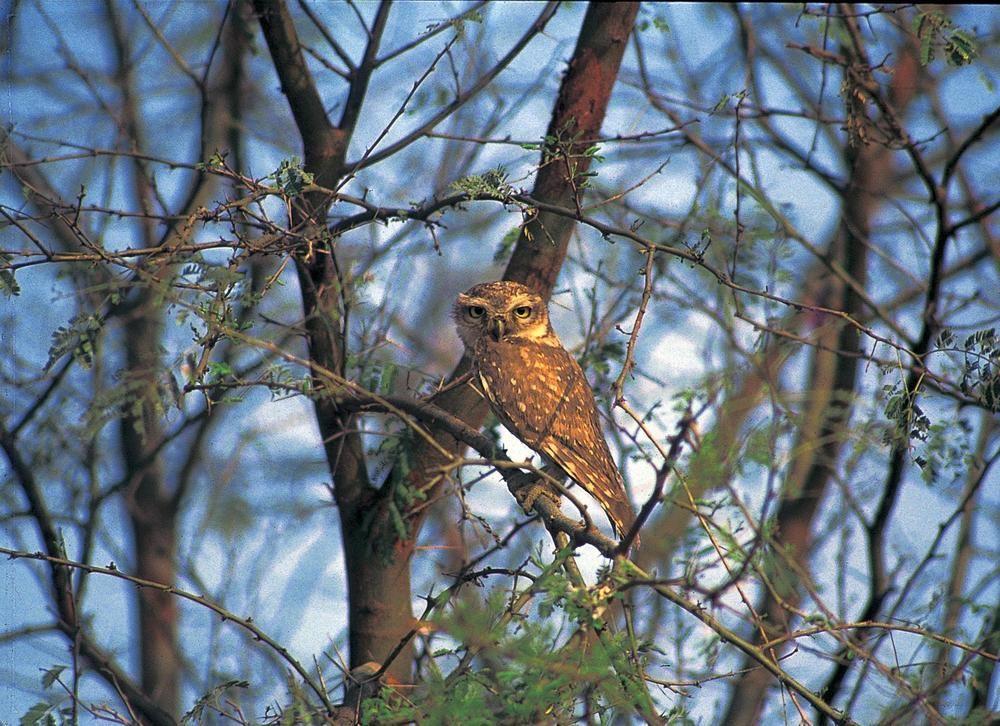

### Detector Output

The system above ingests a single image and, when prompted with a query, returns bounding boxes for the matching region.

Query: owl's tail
[590,474,639,553]
[609,498,640,553]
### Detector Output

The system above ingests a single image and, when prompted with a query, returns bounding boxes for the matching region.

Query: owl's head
[454,280,557,349]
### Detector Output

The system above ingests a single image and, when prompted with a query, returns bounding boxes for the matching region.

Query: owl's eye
[513,306,532,318]
[467,305,486,319]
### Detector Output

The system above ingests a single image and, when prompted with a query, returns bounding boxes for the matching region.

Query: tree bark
[254,0,413,685]
[505,2,641,295]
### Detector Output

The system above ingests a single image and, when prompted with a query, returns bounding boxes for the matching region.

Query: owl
[453,280,636,543]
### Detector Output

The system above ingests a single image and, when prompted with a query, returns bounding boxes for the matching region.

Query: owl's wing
[536,369,635,540]
[476,339,635,539]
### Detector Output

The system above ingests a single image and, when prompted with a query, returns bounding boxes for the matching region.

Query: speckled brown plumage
[453,280,635,541]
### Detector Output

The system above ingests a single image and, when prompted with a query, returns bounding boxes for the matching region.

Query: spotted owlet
[454,280,635,542]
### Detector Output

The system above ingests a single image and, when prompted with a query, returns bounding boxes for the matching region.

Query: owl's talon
[516,481,561,515]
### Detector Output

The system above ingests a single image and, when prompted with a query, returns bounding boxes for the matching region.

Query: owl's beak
[489,317,506,341]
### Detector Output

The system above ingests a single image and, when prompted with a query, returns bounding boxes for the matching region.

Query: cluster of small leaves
[882,380,931,445]
[939,328,1000,412]
[270,156,315,196]
[408,84,452,115]
[683,426,726,489]
[205,489,257,538]
[363,361,398,396]
[726,211,795,293]
[840,70,879,148]
[45,313,103,371]
[1,253,19,296]
[530,128,578,164]
[912,11,978,67]
[85,367,178,442]
[913,417,972,486]
[200,360,233,384]
[880,330,993,482]
[637,8,670,34]
[180,257,247,295]
[361,672,497,725]
[18,702,70,726]
[181,679,250,724]
[682,228,712,263]
[710,90,742,116]
[742,424,777,471]
[450,165,512,200]
[570,143,605,191]
[19,666,71,726]
[360,429,428,556]
[581,143,605,165]
[171,263,260,401]
[881,385,966,485]
[195,150,228,172]
[527,125,607,191]
[261,363,312,400]
[364,577,646,723]
[387,430,427,506]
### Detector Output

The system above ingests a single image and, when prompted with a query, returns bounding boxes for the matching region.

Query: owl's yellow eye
[513,306,532,318]
[467,306,486,319]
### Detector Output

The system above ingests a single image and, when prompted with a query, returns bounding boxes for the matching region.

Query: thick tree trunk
[129,509,179,711]
[120,301,179,715]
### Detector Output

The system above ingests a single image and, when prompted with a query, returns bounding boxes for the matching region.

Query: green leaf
[584,144,604,162]
[920,26,934,65]
[196,150,227,171]
[0,254,19,296]
[205,360,234,380]
[45,313,103,371]
[711,93,731,114]
[450,165,512,200]
[912,11,978,67]
[492,226,521,263]
[270,156,315,196]
[19,703,57,726]
[388,501,408,541]
[41,665,66,690]
[946,29,977,66]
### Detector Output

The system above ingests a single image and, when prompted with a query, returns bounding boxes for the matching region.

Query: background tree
[1,2,997,724]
